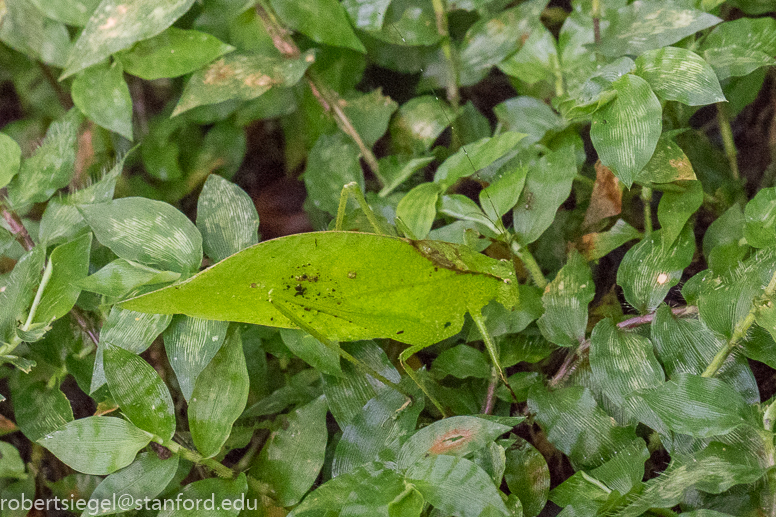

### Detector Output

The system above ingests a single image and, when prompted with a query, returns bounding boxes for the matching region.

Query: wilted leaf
[635,133,696,186]
[583,162,622,230]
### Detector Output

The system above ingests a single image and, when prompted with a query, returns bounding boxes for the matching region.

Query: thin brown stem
[1,204,35,251]
[38,62,73,110]
[480,366,499,415]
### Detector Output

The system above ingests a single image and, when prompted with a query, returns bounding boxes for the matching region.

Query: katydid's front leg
[469,309,517,403]
[398,344,449,417]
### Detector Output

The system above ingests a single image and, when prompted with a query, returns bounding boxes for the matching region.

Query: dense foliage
[2,0,776,515]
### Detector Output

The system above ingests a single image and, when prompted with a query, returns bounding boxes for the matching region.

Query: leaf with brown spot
[577,219,642,261]
[583,161,622,231]
[635,133,696,186]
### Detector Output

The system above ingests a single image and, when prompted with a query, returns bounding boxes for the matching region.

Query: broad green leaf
[12,381,73,442]
[37,417,151,475]
[432,345,491,380]
[270,0,365,52]
[629,374,755,438]
[635,47,725,106]
[504,437,550,517]
[635,134,696,186]
[617,225,695,314]
[61,0,198,78]
[366,0,440,47]
[279,328,341,376]
[651,304,724,377]
[121,232,517,348]
[292,462,407,516]
[163,316,227,401]
[513,145,577,244]
[378,155,435,197]
[493,97,564,145]
[118,27,234,80]
[34,233,92,325]
[702,46,775,81]
[657,181,704,245]
[0,0,71,67]
[77,259,180,298]
[6,110,81,210]
[91,307,172,393]
[342,0,392,31]
[528,384,637,468]
[341,89,399,147]
[458,0,547,86]
[0,133,21,189]
[590,74,662,188]
[390,96,457,155]
[744,186,776,248]
[189,325,249,458]
[0,247,44,345]
[71,61,133,140]
[104,345,175,440]
[158,474,247,517]
[537,250,594,347]
[499,25,558,87]
[196,174,259,263]
[84,452,179,516]
[29,0,99,26]
[405,455,509,517]
[700,17,776,79]
[597,3,721,57]
[578,219,642,261]
[79,198,202,274]
[589,319,664,409]
[396,183,442,240]
[434,132,526,189]
[398,416,512,470]
[704,205,745,265]
[172,50,314,116]
[332,387,422,477]
[304,132,365,216]
[253,396,327,506]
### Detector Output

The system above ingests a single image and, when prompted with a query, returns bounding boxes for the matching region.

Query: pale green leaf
[342,0,392,31]
[390,96,457,155]
[76,259,180,298]
[578,219,641,261]
[657,181,704,245]
[744,186,776,248]
[439,194,501,237]
[29,0,99,26]
[635,47,725,105]
[635,133,696,187]
[163,316,227,401]
[158,474,247,517]
[479,162,529,221]
[0,247,44,345]
[703,46,775,81]
[34,233,92,325]
[37,417,151,475]
[341,89,399,147]
[396,183,442,240]
[493,97,564,145]
[434,132,526,190]
[0,0,71,67]
[538,250,594,347]
[71,61,133,140]
[12,381,73,442]
[0,134,21,190]
[498,25,558,87]
[378,155,435,197]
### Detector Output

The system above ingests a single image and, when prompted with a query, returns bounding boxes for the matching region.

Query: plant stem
[430,0,460,112]
[161,439,236,479]
[591,0,602,45]
[716,102,740,182]
[481,366,499,415]
[702,271,776,377]
[21,258,53,331]
[641,186,653,236]
[510,240,548,289]
[1,203,35,251]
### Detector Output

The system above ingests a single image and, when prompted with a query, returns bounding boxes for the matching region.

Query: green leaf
[504,437,550,517]
[493,97,564,145]
[332,387,422,477]
[589,319,664,409]
[405,455,509,517]
[121,232,517,348]
[196,174,259,263]
[118,27,234,80]
[0,247,44,345]
[84,452,179,516]
[279,328,341,376]
[0,133,21,189]
[589,438,649,496]
[34,233,92,325]
[61,0,198,78]
[341,89,399,147]
[77,259,180,298]
[578,219,642,261]
[616,225,695,314]
[590,74,662,188]
[189,325,249,458]
[700,17,776,81]
[104,344,176,440]
[0,0,71,67]
[528,384,637,468]
[390,96,457,155]
[0,442,25,480]
[434,132,526,190]
[657,181,704,245]
[630,373,755,438]
[28,0,99,26]
[398,416,511,470]
[432,345,491,380]
[635,134,697,186]
[253,396,327,506]
[744,186,776,248]
[439,194,501,237]
[12,381,73,442]
[79,198,202,274]
[158,474,247,517]
[342,0,392,31]
[378,155,435,197]
[172,50,314,116]
[37,417,151,475]
[71,61,133,140]
[702,46,775,81]
[396,183,442,240]
[6,110,81,210]
[304,132,365,216]
[537,250,595,347]
[163,316,227,402]
[597,3,721,58]
[499,25,559,87]
[635,47,725,106]
[479,162,529,221]
[270,0,365,52]
[513,145,577,244]
[651,304,724,377]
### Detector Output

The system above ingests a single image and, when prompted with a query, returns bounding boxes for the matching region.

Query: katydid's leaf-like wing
[122,232,517,347]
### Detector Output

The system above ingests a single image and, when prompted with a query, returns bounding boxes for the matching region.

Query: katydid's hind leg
[335,182,386,235]
[399,343,448,417]
[470,309,517,403]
